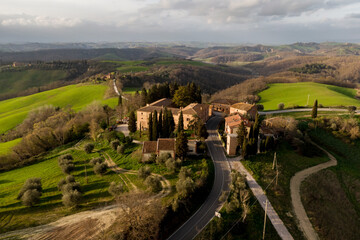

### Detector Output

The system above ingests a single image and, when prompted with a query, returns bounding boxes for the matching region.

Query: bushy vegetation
[108,181,124,198]
[0,100,119,171]
[17,178,42,207]
[58,154,75,175]
[290,63,335,74]
[144,175,162,193]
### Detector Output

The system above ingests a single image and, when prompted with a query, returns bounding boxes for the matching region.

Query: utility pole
[263,200,268,240]
[272,152,277,170]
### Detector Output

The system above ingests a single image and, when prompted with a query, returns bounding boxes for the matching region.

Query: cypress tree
[140,88,147,106]
[128,111,136,133]
[169,110,175,137]
[242,138,248,159]
[178,111,184,133]
[162,108,169,138]
[148,113,153,141]
[176,131,188,160]
[152,110,158,141]
[237,121,246,147]
[118,94,122,106]
[312,99,318,119]
[158,110,163,138]
[253,114,260,140]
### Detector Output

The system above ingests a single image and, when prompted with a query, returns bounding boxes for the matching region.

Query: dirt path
[0,205,121,240]
[103,153,139,192]
[290,141,337,240]
[103,153,171,198]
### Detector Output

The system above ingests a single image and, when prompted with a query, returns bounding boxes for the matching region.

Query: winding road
[290,141,338,240]
[167,115,231,240]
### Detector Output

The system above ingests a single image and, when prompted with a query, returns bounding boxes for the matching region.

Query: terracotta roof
[149,98,173,107]
[225,114,242,124]
[182,103,208,116]
[226,114,252,128]
[211,99,237,105]
[157,138,175,151]
[137,105,180,115]
[231,102,256,111]
[142,141,157,154]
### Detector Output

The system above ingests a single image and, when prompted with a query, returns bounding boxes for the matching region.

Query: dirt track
[0,205,121,240]
[290,141,337,240]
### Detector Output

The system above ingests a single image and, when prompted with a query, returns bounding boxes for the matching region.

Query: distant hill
[0,48,179,62]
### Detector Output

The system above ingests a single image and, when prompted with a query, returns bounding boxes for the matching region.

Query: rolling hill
[258,82,360,110]
[0,84,117,134]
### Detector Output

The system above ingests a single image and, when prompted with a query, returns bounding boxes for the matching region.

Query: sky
[1,0,360,44]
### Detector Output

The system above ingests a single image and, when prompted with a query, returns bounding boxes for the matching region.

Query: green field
[0,141,130,233]
[258,82,360,110]
[0,138,22,156]
[0,69,67,95]
[0,84,117,134]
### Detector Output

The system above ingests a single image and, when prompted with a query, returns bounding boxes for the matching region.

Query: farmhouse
[210,99,237,114]
[137,98,210,130]
[229,102,258,119]
[142,138,175,161]
[224,114,253,135]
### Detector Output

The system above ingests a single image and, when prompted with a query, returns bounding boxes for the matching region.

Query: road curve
[167,115,231,240]
[290,141,337,240]
[259,108,360,115]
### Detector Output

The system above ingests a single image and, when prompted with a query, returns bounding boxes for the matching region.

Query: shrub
[57,178,67,191]
[257,104,264,111]
[179,167,192,181]
[278,103,285,110]
[21,189,42,207]
[156,153,172,165]
[62,182,82,194]
[94,162,108,175]
[108,182,125,197]
[144,175,162,193]
[176,177,195,198]
[165,158,176,173]
[124,136,133,145]
[58,154,75,174]
[348,106,357,113]
[138,166,151,179]
[59,154,73,161]
[117,144,125,154]
[62,190,82,207]
[60,163,74,175]
[110,140,120,151]
[90,157,104,166]
[17,178,42,200]
[84,143,95,154]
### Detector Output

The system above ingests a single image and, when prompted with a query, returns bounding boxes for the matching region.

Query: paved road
[167,115,231,240]
[228,158,294,240]
[290,141,337,240]
[259,108,360,115]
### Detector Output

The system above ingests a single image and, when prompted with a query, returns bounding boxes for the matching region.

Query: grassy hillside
[0,141,132,233]
[0,138,21,155]
[0,84,117,134]
[0,69,67,95]
[259,82,360,110]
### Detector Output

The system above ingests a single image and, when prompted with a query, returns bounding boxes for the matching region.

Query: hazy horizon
[1,1,360,44]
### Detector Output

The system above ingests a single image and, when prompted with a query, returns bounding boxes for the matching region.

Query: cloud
[1,14,82,28]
